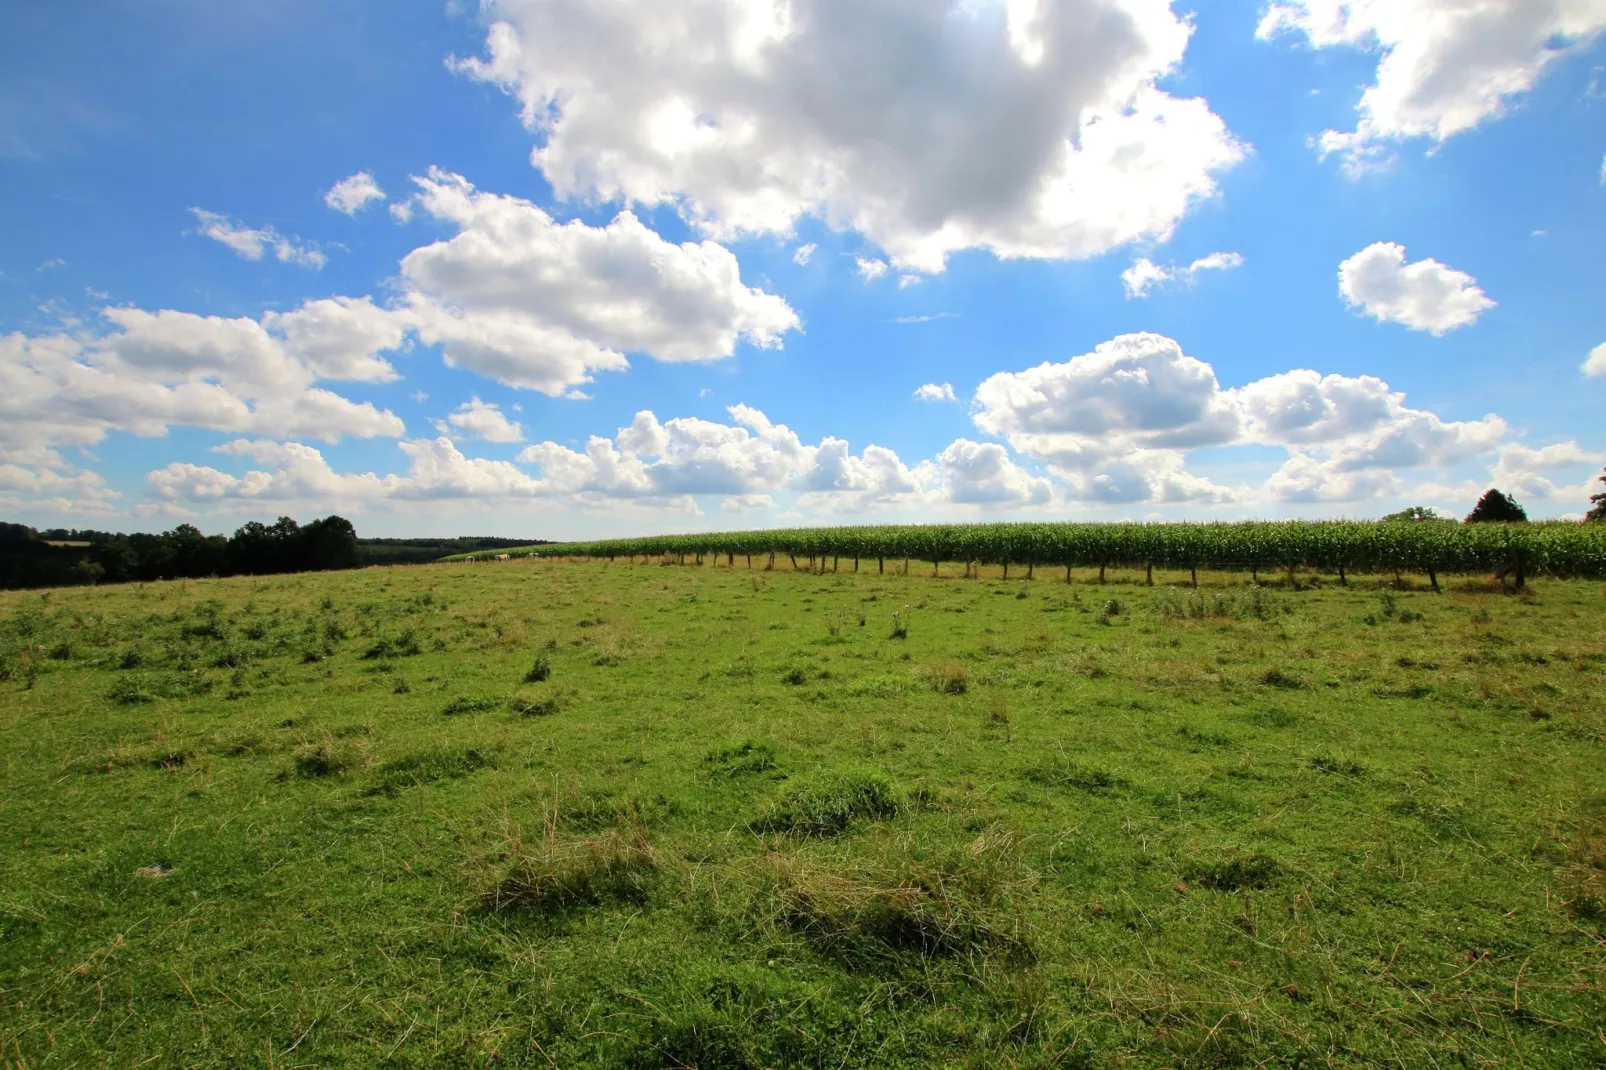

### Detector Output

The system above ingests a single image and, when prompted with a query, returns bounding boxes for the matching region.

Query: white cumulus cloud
[397,169,800,396]
[324,171,387,214]
[1121,250,1243,297]
[1338,242,1494,334]
[451,0,1246,272]
[189,209,326,269]
[914,382,958,403]
[446,396,524,443]
[1584,342,1606,377]
[1258,0,1606,174]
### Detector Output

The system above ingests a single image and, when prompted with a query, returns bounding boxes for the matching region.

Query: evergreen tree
[1464,489,1528,523]
[1587,468,1606,522]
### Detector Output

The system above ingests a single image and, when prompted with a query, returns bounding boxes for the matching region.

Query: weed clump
[515,695,559,717]
[363,629,422,660]
[930,663,968,695]
[108,677,155,705]
[523,654,552,683]
[751,770,900,836]
[483,828,657,917]
[443,695,499,716]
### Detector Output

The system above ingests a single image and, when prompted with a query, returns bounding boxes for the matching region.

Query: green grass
[1,560,1603,1067]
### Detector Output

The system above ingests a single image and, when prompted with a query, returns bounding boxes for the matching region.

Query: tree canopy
[1465,489,1528,524]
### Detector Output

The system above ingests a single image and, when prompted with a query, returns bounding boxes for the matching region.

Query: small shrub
[363,629,421,660]
[523,654,552,683]
[751,770,901,836]
[888,606,911,640]
[108,677,155,705]
[781,666,809,686]
[392,677,412,695]
[47,641,72,661]
[117,648,144,670]
[1101,599,1121,619]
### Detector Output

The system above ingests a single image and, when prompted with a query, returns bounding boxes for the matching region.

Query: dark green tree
[1464,489,1528,523]
[1381,506,1450,522]
[1587,468,1606,522]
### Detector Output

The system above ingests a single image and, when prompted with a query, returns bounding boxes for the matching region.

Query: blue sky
[3,0,1604,538]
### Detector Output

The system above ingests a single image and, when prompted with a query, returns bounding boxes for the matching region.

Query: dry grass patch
[750,828,1036,968]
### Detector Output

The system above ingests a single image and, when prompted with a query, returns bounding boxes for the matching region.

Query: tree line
[0,516,361,589]
[0,517,551,589]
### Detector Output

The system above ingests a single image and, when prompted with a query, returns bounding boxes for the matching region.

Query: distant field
[1,560,1603,1067]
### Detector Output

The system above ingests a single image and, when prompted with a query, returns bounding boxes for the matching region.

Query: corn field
[458,521,1606,587]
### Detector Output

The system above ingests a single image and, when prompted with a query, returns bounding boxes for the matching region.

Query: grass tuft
[704,740,777,777]
[483,827,658,917]
[751,770,900,836]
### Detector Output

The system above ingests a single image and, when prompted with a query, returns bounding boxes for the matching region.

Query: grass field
[2,559,1603,1067]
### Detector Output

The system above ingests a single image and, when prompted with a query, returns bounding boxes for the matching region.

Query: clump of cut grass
[514,695,559,717]
[1176,725,1233,748]
[1022,756,1126,793]
[1309,754,1365,778]
[1260,668,1306,690]
[290,737,364,779]
[1563,801,1606,922]
[523,653,552,683]
[442,695,499,716]
[751,770,900,836]
[482,827,658,917]
[752,829,1034,967]
[703,740,777,777]
[1183,850,1281,891]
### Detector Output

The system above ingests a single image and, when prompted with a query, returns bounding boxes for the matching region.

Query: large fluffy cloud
[452,0,1246,272]
[395,169,800,394]
[1258,0,1606,173]
[1338,242,1494,334]
[0,310,405,462]
[971,331,1510,504]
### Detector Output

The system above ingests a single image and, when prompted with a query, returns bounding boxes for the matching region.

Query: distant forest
[0,518,546,590]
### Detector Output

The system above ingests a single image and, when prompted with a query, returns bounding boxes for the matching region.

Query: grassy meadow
[1,558,1603,1067]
